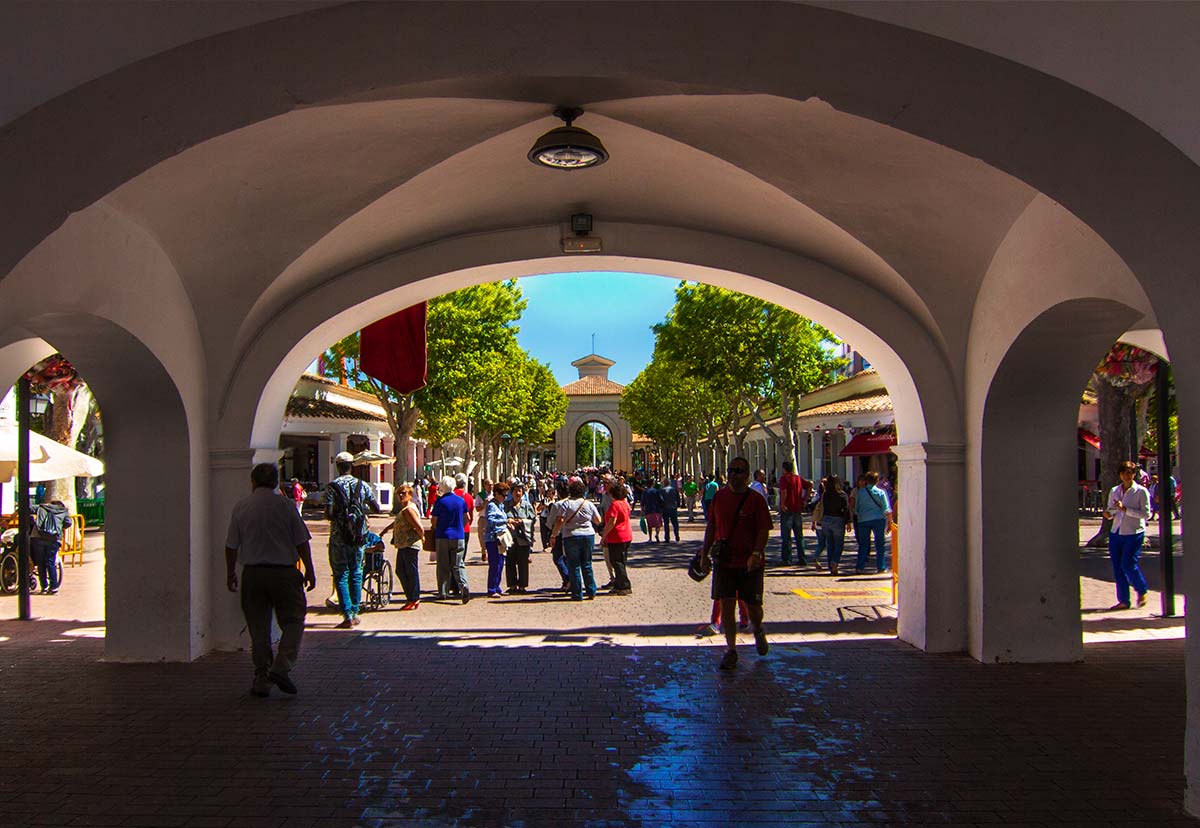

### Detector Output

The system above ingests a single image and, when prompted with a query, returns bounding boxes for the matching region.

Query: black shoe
[267,671,297,695]
[754,626,770,656]
[461,589,471,604]
[601,581,616,590]
[719,649,738,671]
[611,588,632,596]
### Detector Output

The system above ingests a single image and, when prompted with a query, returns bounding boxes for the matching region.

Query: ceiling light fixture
[528,107,609,170]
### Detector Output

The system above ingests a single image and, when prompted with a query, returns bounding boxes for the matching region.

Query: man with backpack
[325,451,379,628]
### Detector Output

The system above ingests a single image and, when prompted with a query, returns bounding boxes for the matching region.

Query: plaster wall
[965,197,1154,662]
[0,204,210,660]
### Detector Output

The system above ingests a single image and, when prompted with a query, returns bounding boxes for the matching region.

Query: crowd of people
[220,449,907,690]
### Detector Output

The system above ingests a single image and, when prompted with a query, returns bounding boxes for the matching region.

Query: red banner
[361,303,428,394]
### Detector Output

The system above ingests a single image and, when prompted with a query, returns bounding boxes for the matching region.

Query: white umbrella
[0,421,105,482]
[351,449,394,466]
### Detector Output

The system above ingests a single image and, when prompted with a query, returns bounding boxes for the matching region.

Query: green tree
[652,282,844,464]
[620,353,726,475]
[575,423,613,468]
[321,281,527,483]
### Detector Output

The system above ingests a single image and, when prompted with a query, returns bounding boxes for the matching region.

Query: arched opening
[574,422,613,470]
[233,260,954,655]
[0,318,194,661]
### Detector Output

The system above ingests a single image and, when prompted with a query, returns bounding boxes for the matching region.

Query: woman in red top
[601,480,634,594]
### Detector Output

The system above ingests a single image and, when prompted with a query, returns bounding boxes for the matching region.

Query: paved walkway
[0,619,1191,827]
[0,512,1193,826]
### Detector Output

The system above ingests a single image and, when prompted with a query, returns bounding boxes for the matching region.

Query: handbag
[812,500,825,524]
[707,490,753,568]
[552,500,585,537]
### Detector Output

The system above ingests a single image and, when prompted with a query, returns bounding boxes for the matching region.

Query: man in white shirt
[225,463,316,697]
[750,469,770,502]
[1104,459,1151,610]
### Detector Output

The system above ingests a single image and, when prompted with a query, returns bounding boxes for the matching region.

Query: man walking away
[326,451,380,628]
[661,478,681,543]
[703,457,773,671]
[777,461,810,566]
[225,463,316,697]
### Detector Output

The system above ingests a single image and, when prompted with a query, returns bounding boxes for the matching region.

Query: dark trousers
[551,535,569,586]
[395,546,420,602]
[506,545,531,589]
[608,541,631,590]
[240,565,307,679]
[30,536,61,592]
[662,510,680,542]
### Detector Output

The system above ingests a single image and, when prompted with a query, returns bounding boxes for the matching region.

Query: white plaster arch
[0,203,211,661]
[965,197,1156,662]
[227,228,962,652]
[0,335,56,393]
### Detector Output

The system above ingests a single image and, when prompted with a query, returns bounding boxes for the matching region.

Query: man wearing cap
[225,463,317,697]
[326,450,380,628]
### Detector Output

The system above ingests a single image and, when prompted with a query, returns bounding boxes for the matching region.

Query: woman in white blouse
[1104,459,1151,610]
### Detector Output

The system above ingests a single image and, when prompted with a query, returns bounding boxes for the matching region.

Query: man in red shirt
[703,456,773,671]
[777,460,810,566]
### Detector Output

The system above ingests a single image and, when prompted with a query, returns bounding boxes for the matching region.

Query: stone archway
[553,355,634,473]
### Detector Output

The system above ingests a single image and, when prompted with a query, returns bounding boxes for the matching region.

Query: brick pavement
[0,513,1193,827]
[0,618,1191,827]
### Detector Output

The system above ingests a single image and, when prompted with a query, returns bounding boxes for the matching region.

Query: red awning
[839,432,897,457]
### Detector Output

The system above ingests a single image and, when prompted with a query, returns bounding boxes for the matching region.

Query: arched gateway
[552,355,633,473]
[3,2,1200,812]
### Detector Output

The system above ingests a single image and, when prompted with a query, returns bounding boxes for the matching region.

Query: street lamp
[15,381,49,620]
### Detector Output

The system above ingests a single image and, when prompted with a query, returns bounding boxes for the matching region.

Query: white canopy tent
[0,420,105,483]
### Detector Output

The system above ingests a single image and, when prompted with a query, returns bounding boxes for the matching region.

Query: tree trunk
[44,383,81,514]
[1085,376,1153,546]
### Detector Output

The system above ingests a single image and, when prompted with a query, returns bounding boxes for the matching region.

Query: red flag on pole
[360,302,428,394]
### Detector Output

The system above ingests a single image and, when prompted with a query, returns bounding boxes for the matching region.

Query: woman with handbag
[505,482,536,593]
[484,482,512,597]
[819,475,852,576]
[552,477,603,601]
[390,483,425,610]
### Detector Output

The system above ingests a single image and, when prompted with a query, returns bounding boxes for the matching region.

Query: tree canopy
[320,281,565,483]
[626,282,845,468]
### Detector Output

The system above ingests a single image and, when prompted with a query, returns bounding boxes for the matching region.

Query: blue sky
[514,272,681,385]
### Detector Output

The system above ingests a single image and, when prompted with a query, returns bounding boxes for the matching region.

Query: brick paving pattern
[0,620,1190,827]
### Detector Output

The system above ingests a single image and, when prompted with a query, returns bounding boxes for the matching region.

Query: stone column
[893,442,967,654]
[317,439,332,486]
[207,448,257,653]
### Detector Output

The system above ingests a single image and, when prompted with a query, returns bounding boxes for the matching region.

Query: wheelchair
[361,548,393,610]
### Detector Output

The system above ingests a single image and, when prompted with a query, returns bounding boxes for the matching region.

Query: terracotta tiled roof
[562,376,625,395]
[286,396,386,422]
[798,392,892,419]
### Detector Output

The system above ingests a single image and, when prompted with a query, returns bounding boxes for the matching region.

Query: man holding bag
[702,457,772,671]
